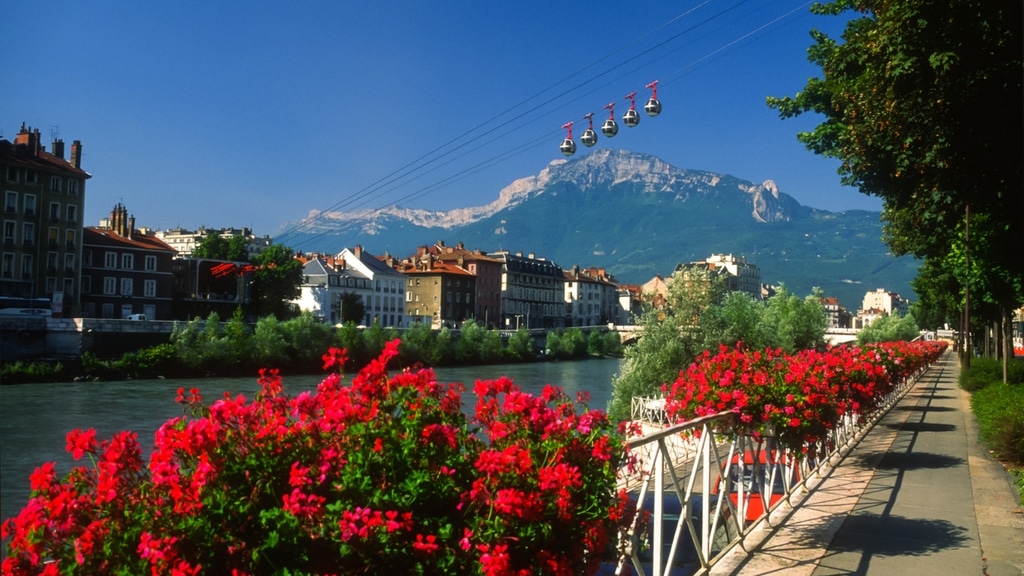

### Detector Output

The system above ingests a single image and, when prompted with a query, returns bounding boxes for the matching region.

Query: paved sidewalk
[711,351,1024,576]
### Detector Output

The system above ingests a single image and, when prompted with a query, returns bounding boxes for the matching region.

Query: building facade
[674,253,762,299]
[155,226,271,259]
[337,246,406,328]
[0,124,89,316]
[80,204,176,319]
[293,253,372,325]
[861,288,910,318]
[427,241,503,328]
[563,265,620,326]
[395,252,476,329]
[490,251,565,330]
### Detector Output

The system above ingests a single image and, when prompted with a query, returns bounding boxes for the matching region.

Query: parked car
[126,313,148,321]
[600,490,735,576]
[712,449,801,523]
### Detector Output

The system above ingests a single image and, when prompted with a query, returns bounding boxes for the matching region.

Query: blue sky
[2,0,880,239]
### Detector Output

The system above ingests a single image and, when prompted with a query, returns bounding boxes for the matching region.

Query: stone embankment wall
[0,318,174,361]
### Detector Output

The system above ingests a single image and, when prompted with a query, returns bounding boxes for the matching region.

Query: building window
[24,195,36,215]
[144,279,157,298]
[6,166,18,182]
[82,248,92,267]
[21,223,34,247]
[68,180,79,195]
[65,229,76,249]
[105,252,117,268]
[103,277,116,295]
[120,278,133,296]
[144,255,157,271]
[3,221,14,245]
[62,278,74,298]
[25,171,37,185]
[66,204,78,223]
[1,254,12,278]
[48,227,59,247]
[121,253,134,270]
[81,276,91,293]
[64,253,75,273]
[4,192,16,213]
[20,255,33,279]
[50,176,62,192]
[45,277,56,295]
[46,251,58,273]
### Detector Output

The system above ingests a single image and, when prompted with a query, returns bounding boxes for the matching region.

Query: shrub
[970,382,1024,466]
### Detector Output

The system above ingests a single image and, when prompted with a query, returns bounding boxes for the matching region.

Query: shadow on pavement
[883,421,957,433]
[825,513,971,555]
[853,451,964,470]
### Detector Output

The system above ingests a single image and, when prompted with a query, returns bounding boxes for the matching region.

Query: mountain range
[280,149,918,310]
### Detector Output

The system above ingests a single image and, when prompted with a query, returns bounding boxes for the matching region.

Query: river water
[0,358,622,524]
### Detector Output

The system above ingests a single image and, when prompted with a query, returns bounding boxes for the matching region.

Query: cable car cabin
[560,138,576,157]
[623,108,640,127]
[601,118,618,137]
[645,97,662,117]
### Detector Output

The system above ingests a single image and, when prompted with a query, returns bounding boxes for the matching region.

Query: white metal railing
[612,364,927,576]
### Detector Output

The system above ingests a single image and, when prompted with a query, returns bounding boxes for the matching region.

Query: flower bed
[2,340,629,575]
[665,340,948,454]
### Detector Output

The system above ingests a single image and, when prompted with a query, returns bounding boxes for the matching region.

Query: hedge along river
[0,357,623,525]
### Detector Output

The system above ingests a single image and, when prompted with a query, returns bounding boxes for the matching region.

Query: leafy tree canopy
[192,232,250,262]
[768,0,1023,310]
[247,244,304,320]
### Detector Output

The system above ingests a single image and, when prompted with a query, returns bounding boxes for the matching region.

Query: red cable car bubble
[623,91,640,127]
[645,80,662,117]
[601,102,619,138]
[580,112,598,147]
[560,121,577,157]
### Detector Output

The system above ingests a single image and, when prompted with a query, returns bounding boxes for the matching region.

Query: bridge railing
[611,364,926,576]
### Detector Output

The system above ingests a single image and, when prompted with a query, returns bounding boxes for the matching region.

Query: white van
[126,313,148,321]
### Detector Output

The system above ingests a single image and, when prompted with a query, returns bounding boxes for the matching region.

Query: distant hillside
[280,149,917,310]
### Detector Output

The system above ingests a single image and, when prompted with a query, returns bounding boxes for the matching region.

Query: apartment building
[294,253,372,325]
[81,204,176,319]
[0,124,89,316]
[337,245,406,328]
[860,287,910,323]
[394,251,476,329]
[420,241,503,328]
[674,253,762,299]
[563,265,620,326]
[490,250,565,330]
[156,226,271,259]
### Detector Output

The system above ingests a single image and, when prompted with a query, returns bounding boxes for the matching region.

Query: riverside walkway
[710,351,1024,576]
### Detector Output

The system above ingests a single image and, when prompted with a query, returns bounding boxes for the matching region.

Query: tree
[768,0,1023,321]
[192,232,249,262]
[246,244,304,320]
[334,291,366,326]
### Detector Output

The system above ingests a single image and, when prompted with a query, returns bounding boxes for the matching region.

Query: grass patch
[963,357,1024,505]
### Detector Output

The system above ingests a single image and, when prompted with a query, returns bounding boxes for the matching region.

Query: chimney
[354,245,363,260]
[128,215,136,239]
[70,140,83,169]
[52,139,65,159]
[14,125,42,156]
